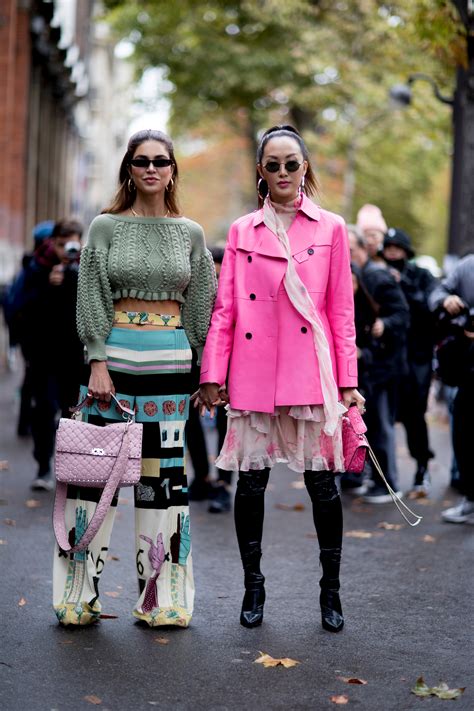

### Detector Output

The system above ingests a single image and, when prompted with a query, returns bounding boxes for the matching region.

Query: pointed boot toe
[240,588,265,628]
[320,590,344,633]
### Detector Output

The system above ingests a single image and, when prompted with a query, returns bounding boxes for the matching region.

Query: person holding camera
[19,219,84,490]
[429,253,474,524]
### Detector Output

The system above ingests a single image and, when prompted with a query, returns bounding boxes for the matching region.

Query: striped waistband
[113,311,181,327]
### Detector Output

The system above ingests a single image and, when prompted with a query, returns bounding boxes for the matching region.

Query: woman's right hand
[87,361,115,401]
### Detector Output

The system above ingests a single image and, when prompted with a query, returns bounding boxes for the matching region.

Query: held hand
[87,361,115,401]
[49,265,64,286]
[197,383,226,417]
[371,318,385,338]
[464,329,474,341]
[340,388,366,414]
[444,294,465,316]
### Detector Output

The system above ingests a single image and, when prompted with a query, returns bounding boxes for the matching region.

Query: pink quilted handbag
[342,405,369,473]
[53,393,143,553]
[341,405,422,526]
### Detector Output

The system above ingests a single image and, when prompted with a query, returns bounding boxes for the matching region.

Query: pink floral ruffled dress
[215,197,346,475]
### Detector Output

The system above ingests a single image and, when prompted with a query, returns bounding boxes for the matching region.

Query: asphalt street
[0,367,472,711]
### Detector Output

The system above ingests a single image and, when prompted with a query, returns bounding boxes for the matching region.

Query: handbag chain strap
[368,445,423,527]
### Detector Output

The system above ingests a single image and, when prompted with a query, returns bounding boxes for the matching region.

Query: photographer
[429,253,474,524]
[21,219,84,490]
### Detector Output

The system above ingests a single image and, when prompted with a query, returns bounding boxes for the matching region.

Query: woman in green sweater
[53,129,217,627]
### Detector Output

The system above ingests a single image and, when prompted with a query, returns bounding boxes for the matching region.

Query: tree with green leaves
[104,1,466,258]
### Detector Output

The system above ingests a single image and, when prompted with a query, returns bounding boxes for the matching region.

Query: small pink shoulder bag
[53,393,143,553]
[342,406,422,526]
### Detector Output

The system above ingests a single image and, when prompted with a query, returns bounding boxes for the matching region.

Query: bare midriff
[113,297,181,329]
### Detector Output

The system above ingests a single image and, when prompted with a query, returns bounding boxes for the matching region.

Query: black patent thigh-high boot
[234,468,270,628]
[304,470,344,632]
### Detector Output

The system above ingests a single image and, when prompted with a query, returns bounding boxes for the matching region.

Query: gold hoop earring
[166,177,174,192]
[128,178,135,192]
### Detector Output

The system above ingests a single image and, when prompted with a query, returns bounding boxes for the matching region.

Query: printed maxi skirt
[53,325,194,627]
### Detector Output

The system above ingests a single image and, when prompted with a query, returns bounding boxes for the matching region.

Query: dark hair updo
[103,129,180,216]
[256,124,319,207]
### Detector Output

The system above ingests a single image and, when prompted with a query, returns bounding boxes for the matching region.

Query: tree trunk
[448,1,474,257]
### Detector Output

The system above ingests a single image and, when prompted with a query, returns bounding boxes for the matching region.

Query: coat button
[308,248,314,255]
[250,293,256,300]
[245,332,252,339]
[301,326,308,333]
[247,255,252,263]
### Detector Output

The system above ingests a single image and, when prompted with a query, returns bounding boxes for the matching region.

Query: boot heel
[320,589,344,632]
[240,586,265,628]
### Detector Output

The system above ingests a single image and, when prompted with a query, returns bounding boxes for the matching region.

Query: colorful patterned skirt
[53,325,194,627]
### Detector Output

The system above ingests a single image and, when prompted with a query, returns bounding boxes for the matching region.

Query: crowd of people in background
[2,202,473,526]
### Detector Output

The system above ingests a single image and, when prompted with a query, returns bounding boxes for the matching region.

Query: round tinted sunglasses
[130,158,173,168]
[263,160,302,173]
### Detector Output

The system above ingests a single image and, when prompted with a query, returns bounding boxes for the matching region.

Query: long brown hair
[102,129,180,215]
[255,125,319,207]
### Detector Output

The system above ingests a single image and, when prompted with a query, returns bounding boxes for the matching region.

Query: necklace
[130,205,170,218]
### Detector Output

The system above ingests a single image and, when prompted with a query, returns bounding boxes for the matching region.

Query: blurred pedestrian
[349,228,409,503]
[18,219,84,490]
[197,125,364,632]
[3,220,55,436]
[383,228,437,494]
[53,129,217,627]
[429,253,474,524]
[339,254,377,495]
[356,203,387,264]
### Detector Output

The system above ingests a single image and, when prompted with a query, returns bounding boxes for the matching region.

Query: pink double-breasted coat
[200,196,358,413]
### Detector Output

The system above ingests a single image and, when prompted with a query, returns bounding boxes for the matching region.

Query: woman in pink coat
[197,125,365,632]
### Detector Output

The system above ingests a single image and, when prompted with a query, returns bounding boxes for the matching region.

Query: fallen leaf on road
[106,555,120,561]
[58,640,74,645]
[99,614,118,619]
[0,461,9,470]
[118,497,130,505]
[407,489,429,500]
[84,695,102,705]
[345,530,373,539]
[411,677,465,700]
[377,522,404,530]
[0,539,6,545]
[275,503,305,511]
[154,637,169,645]
[104,591,119,598]
[254,652,300,668]
[417,567,428,572]
[422,535,436,543]
[18,598,27,606]
[330,695,349,704]
[290,480,306,489]
[338,677,368,685]
[3,519,16,526]
[305,533,318,539]
[25,499,41,508]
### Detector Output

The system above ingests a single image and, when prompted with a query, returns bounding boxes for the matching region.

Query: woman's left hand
[340,387,366,413]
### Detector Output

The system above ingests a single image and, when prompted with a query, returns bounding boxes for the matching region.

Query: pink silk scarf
[263,195,341,436]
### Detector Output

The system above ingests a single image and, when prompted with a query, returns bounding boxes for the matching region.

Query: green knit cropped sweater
[77,214,217,362]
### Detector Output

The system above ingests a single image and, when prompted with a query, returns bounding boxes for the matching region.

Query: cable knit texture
[77,214,217,362]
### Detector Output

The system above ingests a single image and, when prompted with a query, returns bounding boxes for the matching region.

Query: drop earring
[298,175,305,199]
[258,178,269,199]
[128,178,135,192]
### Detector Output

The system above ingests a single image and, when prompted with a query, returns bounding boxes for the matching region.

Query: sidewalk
[0,365,472,710]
